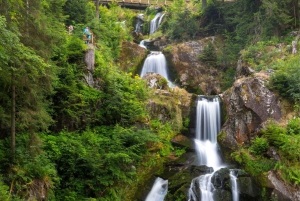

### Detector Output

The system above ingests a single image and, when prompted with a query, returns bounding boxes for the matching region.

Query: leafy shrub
[270,55,300,103]
[286,117,300,135]
[261,122,287,147]
[0,176,9,201]
[231,149,275,176]
[198,41,217,67]
[249,137,269,156]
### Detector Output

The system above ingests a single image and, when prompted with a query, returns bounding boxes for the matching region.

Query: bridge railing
[100,0,174,5]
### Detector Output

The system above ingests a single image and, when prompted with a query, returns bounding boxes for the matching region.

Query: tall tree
[96,0,100,19]
[0,16,54,147]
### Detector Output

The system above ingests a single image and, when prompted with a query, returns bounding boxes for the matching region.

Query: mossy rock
[165,165,213,200]
[213,189,232,201]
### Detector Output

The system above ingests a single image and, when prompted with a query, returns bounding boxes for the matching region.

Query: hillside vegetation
[0,0,300,200]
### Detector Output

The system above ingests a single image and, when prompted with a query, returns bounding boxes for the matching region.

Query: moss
[218,131,226,142]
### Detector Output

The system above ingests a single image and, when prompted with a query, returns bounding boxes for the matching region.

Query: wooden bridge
[99,0,175,9]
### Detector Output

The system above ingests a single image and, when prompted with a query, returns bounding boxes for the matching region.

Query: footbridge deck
[99,0,179,9]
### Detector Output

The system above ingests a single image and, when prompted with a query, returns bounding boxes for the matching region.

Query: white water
[150,12,163,34]
[188,97,223,201]
[139,40,147,49]
[145,177,168,201]
[140,51,169,80]
[230,170,239,201]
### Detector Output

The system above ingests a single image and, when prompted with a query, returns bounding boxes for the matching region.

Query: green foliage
[161,0,200,40]
[270,55,300,103]
[249,137,269,156]
[63,0,92,26]
[157,77,168,89]
[286,117,300,135]
[0,134,58,200]
[261,122,300,185]
[231,149,275,176]
[89,4,134,59]
[221,67,235,91]
[198,41,217,67]
[42,126,158,200]
[0,16,55,134]
[0,176,9,201]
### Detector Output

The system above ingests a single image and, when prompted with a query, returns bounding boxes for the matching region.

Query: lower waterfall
[145,177,168,201]
[188,96,239,201]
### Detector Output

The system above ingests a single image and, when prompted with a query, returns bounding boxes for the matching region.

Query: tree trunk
[11,69,15,157]
[202,0,207,8]
[293,0,299,28]
[96,0,100,19]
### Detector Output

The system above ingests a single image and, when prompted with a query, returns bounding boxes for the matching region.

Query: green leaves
[42,126,158,199]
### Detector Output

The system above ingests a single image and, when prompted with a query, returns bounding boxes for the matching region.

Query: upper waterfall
[150,12,164,34]
[140,51,169,80]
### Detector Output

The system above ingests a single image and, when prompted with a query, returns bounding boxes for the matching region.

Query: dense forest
[0,0,300,200]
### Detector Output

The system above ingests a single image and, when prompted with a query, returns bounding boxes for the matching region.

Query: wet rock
[239,177,261,198]
[213,189,232,201]
[211,168,231,189]
[165,165,214,201]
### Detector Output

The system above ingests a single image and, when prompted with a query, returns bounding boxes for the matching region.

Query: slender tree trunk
[202,0,207,9]
[96,0,100,19]
[11,69,16,157]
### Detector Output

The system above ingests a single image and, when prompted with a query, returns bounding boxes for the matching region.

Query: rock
[213,189,232,201]
[211,168,231,190]
[171,134,194,151]
[118,41,147,72]
[267,171,300,201]
[142,72,169,90]
[219,76,281,149]
[163,36,223,95]
[238,176,261,198]
[235,59,255,79]
[165,165,214,201]
[266,146,280,161]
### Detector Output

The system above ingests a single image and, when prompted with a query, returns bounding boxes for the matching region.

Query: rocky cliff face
[163,36,223,95]
[219,68,282,150]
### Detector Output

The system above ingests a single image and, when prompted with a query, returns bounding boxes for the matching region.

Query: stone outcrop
[118,41,147,72]
[219,73,281,150]
[142,72,169,90]
[267,171,300,201]
[163,36,222,95]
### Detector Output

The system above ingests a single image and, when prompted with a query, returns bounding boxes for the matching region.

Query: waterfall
[140,51,169,80]
[188,96,223,201]
[195,96,221,168]
[158,13,165,26]
[139,40,147,49]
[230,170,239,201]
[145,177,168,201]
[150,12,163,34]
[135,13,144,33]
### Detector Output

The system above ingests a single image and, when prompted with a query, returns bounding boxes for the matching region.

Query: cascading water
[145,177,168,201]
[135,14,144,33]
[140,51,169,80]
[150,12,163,34]
[230,170,239,201]
[188,96,224,201]
[194,96,221,168]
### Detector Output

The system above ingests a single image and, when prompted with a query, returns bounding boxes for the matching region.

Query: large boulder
[219,74,281,150]
[118,41,147,72]
[163,36,223,95]
[267,171,300,201]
